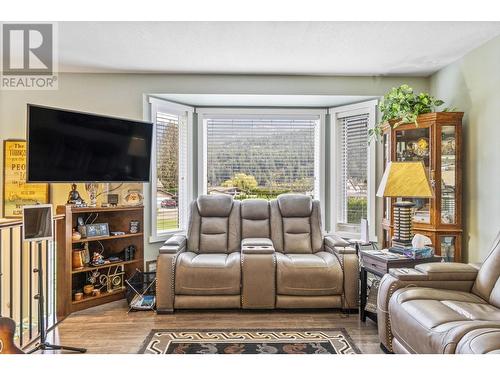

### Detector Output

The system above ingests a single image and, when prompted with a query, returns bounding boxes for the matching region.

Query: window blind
[205,116,319,199]
[155,111,188,233]
[337,113,369,228]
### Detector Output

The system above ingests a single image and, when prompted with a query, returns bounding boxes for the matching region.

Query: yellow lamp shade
[376,161,433,198]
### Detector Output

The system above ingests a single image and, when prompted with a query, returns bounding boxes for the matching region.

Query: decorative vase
[72,249,85,270]
[85,183,99,207]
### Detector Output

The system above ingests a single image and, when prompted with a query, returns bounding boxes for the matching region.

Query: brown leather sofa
[156,194,358,312]
[377,231,500,354]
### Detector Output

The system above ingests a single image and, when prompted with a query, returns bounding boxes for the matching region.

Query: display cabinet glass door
[440,235,457,262]
[383,132,391,221]
[395,127,432,224]
[440,126,457,224]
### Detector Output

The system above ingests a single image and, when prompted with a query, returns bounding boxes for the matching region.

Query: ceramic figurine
[67,183,84,205]
[91,252,105,266]
[124,189,143,206]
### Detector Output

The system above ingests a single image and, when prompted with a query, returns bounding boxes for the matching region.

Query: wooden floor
[39,300,383,354]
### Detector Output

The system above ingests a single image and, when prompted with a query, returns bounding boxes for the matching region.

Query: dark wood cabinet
[381,112,463,262]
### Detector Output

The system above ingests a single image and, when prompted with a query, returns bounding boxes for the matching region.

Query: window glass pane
[206,117,319,200]
[337,114,368,231]
[155,112,180,233]
[441,125,456,224]
[440,235,456,262]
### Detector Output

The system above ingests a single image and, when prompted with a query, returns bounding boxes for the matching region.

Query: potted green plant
[369,84,451,141]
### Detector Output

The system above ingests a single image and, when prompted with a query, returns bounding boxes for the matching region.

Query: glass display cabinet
[381,112,463,261]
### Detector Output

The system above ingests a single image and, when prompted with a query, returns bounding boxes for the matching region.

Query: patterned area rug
[139,328,361,354]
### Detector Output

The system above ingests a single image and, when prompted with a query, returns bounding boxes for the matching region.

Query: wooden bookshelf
[56,205,144,318]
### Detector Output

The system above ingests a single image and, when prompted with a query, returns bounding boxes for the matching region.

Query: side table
[359,249,442,323]
[348,239,378,255]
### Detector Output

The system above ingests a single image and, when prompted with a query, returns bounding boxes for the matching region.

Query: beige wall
[430,35,500,262]
[0,73,429,260]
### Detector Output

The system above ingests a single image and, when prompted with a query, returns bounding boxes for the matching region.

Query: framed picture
[145,260,157,273]
[3,140,50,218]
[85,223,110,238]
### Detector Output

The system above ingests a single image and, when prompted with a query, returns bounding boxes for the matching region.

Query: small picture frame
[145,260,157,273]
[85,223,110,238]
[107,194,119,206]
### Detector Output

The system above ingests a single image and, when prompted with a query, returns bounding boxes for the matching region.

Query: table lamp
[377,161,433,248]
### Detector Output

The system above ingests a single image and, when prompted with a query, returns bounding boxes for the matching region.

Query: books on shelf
[363,249,404,259]
[364,246,434,261]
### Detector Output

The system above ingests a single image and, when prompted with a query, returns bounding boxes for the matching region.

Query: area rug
[139,328,361,354]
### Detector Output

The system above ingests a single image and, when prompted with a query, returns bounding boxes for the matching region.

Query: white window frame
[197,107,327,226]
[329,100,378,241]
[149,97,194,242]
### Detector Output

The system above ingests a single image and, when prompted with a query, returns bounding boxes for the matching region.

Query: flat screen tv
[27,104,153,182]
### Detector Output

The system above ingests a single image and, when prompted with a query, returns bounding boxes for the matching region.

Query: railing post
[45,239,49,330]
[52,220,56,327]
[0,230,3,316]
[29,241,33,341]
[9,227,14,319]
[19,228,24,347]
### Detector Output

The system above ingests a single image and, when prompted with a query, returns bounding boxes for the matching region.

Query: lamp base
[391,239,413,249]
[392,201,415,248]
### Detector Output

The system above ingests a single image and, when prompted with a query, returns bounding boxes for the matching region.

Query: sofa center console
[241,238,276,309]
[241,238,275,254]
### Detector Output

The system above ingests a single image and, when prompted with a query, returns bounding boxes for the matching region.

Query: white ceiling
[59,22,500,76]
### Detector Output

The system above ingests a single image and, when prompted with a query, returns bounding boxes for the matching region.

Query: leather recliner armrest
[389,262,479,281]
[323,235,356,255]
[157,236,186,313]
[469,262,483,271]
[324,233,351,248]
[159,234,187,254]
[323,233,358,309]
[331,246,357,255]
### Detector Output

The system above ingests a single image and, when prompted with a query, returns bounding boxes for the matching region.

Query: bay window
[148,98,376,242]
[199,109,325,207]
